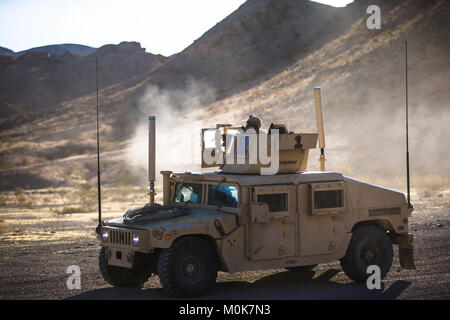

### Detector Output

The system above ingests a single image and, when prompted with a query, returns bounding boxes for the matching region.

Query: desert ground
[0,187,448,300]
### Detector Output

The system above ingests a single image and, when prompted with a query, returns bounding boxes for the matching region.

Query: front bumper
[103,246,135,268]
[100,226,150,269]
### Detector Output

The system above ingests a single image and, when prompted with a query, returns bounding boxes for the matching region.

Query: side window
[310,182,344,215]
[208,185,238,208]
[174,183,203,204]
[314,190,343,209]
[257,193,287,213]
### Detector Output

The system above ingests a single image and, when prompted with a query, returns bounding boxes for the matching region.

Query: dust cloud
[121,43,449,199]
[124,79,216,184]
[304,84,450,197]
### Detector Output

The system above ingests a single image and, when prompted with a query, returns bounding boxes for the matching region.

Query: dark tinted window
[257,193,287,212]
[208,185,238,208]
[314,190,343,209]
[174,183,202,204]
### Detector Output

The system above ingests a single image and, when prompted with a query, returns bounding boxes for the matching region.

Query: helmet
[246,115,262,130]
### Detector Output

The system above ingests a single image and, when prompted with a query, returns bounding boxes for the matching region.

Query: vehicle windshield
[208,185,238,208]
[174,183,202,204]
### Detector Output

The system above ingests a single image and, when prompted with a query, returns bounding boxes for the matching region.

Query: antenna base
[148,181,155,205]
[95,221,103,235]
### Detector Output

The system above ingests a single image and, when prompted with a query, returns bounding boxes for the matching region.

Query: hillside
[15,44,97,57]
[0,47,16,57]
[0,41,168,117]
[0,44,97,57]
[136,0,351,100]
[0,0,448,196]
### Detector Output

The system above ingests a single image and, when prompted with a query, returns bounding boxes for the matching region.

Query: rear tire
[157,236,218,297]
[285,264,317,272]
[340,225,393,282]
[99,247,151,287]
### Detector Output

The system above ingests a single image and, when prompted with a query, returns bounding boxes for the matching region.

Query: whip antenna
[95,55,102,233]
[405,41,412,208]
[148,116,156,204]
[314,87,326,171]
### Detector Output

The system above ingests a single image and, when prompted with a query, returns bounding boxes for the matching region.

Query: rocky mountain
[136,0,355,100]
[15,44,97,57]
[0,44,97,57]
[0,41,168,117]
[0,47,16,57]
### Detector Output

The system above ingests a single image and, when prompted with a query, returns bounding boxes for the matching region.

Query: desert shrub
[24,200,35,209]
[0,194,7,206]
[12,187,35,209]
[15,187,27,206]
[14,187,24,197]
[16,194,26,205]
[15,196,34,209]
[57,190,67,198]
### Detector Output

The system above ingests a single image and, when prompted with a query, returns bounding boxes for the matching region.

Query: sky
[0,0,353,56]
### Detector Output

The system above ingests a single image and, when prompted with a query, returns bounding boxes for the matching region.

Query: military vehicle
[96,88,415,297]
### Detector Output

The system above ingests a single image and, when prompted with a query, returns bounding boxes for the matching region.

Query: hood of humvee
[104,206,237,231]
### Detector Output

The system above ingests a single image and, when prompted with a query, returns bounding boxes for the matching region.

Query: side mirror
[250,202,269,225]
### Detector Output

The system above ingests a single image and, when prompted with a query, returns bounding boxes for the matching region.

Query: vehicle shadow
[68,269,411,300]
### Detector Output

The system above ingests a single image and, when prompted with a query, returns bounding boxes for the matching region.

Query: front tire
[157,236,218,297]
[340,225,393,282]
[99,247,151,287]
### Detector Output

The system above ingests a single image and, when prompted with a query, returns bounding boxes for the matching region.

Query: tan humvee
[98,90,415,297]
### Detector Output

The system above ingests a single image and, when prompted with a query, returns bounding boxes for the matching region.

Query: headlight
[101,229,109,242]
[132,233,139,246]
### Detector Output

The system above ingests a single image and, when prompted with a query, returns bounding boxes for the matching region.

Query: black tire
[285,264,317,272]
[157,236,218,297]
[99,247,151,287]
[340,225,393,282]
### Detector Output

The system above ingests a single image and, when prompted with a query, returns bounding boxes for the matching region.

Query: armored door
[247,185,297,260]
